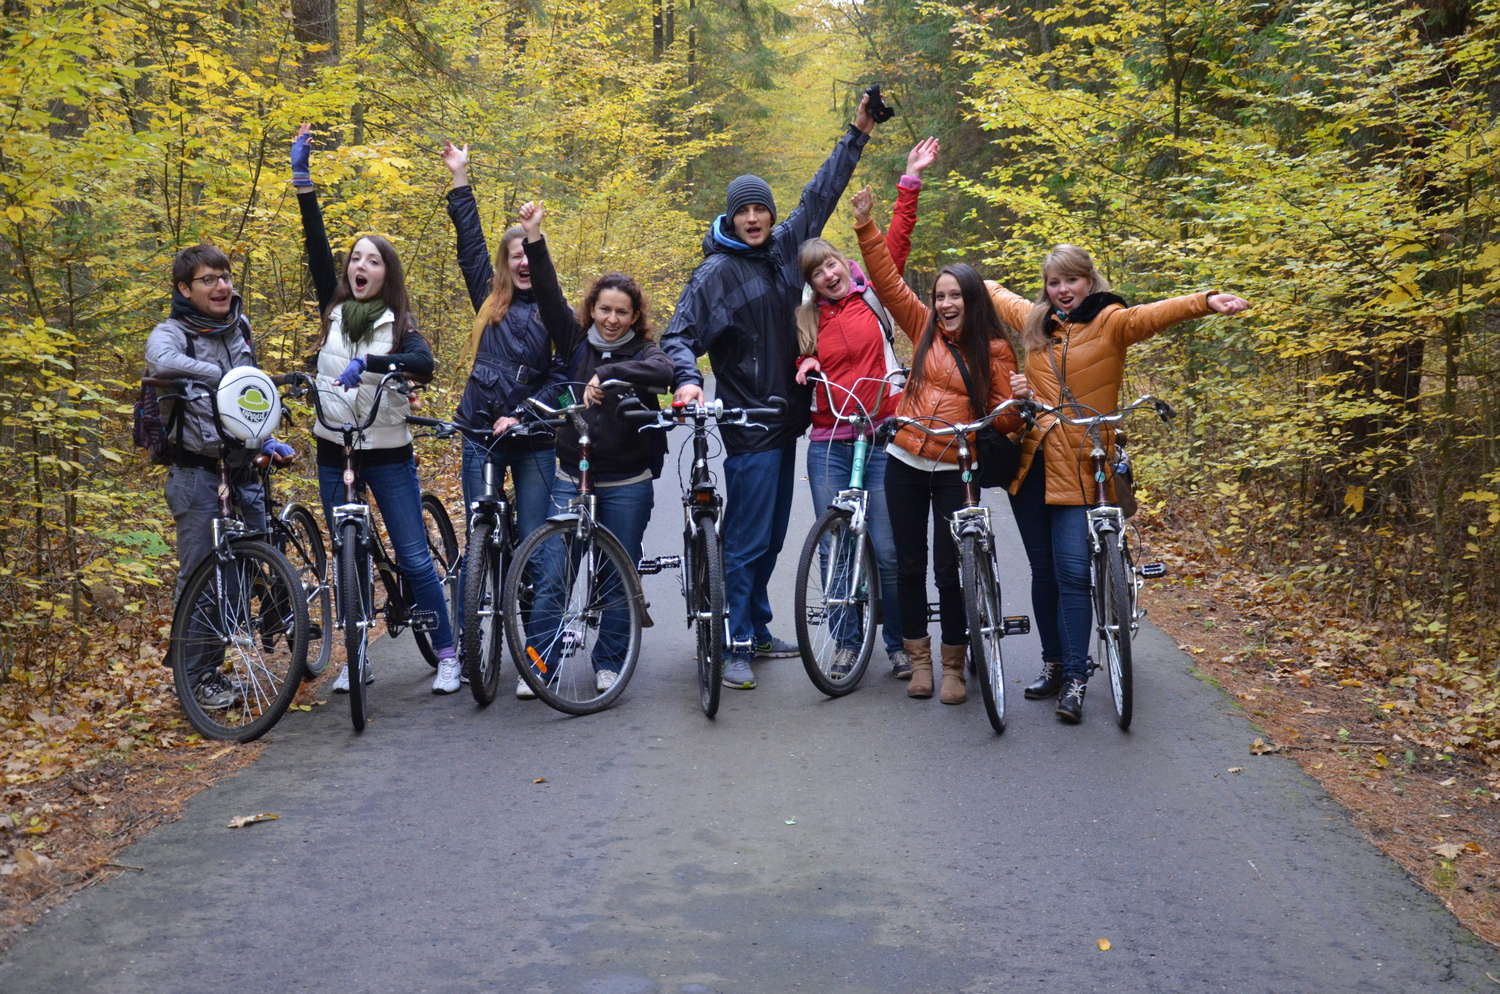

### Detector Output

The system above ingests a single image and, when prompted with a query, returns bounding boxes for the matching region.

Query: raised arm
[852,189,929,343]
[887,136,937,275]
[291,125,338,313]
[772,93,877,256]
[518,202,586,359]
[1106,291,1221,347]
[985,280,1034,335]
[441,142,498,314]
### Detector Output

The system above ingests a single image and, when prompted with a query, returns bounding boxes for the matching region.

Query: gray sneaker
[722,655,756,689]
[888,647,913,680]
[752,635,798,658]
[830,646,858,679]
[193,672,242,710]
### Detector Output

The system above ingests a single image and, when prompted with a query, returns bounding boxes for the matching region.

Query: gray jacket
[144,316,257,457]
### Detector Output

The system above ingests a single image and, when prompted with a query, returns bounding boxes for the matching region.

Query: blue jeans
[319,458,454,653]
[806,439,901,655]
[459,438,555,539]
[1008,456,1092,681]
[457,438,555,628]
[526,477,654,674]
[722,442,798,652]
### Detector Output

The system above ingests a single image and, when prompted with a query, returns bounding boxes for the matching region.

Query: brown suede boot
[939,643,968,705]
[904,637,933,698]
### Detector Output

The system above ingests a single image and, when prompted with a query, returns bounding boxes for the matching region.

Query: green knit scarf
[340,296,387,346]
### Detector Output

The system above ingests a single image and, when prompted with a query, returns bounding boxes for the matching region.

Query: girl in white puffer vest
[291,124,461,697]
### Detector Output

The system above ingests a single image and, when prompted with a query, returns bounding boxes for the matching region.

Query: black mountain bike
[634,398,778,718]
[289,371,459,731]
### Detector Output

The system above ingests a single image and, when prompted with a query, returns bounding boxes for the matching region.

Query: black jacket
[524,236,673,479]
[660,125,869,453]
[446,185,568,450]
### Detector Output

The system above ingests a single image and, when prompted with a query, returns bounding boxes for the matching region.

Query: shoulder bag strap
[943,340,982,419]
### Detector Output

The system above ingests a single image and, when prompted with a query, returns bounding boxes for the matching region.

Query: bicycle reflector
[216,366,283,448]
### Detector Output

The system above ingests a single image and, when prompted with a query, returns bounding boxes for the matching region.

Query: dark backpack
[134,320,254,464]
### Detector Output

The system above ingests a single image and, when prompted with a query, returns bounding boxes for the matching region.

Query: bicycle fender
[545,511,581,527]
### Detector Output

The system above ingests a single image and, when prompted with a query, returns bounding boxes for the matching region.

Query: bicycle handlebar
[1030,395,1174,428]
[276,369,416,438]
[804,368,907,427]
[625,396,785,431]
[878,397,1030,444]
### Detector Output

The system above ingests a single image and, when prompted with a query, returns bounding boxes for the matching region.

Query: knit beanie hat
[725,175,777,224]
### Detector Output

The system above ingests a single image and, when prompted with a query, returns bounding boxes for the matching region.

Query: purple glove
[291,129,313,189]
[335,357,366,389]
[261,438,295,461]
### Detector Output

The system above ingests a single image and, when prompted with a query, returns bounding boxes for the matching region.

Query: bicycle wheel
[693,517,725,718]
[503,519,643,715]
[1097,529,1134,730]
[170,539,308,742]
[960,533,1006,734]
[339,520,372,732]
[795,507,877,697]
[278,503,331,679]
[413,492,459,667]
[462,519,505,706]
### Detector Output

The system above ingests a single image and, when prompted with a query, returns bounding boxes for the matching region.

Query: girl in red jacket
[792,138,939,681]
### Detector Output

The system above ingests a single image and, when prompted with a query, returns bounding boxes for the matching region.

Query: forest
[1,0,1496,759]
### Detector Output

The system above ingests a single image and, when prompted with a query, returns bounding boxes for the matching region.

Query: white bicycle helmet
[215,366,282,447]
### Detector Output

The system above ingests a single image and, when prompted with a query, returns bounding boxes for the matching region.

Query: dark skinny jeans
[883,456,967,646]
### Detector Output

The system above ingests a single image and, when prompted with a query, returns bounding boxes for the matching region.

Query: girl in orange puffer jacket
[991,244,1249,723]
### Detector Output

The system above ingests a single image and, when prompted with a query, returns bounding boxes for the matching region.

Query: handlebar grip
[405,415,446,428]
[1154,399,1177,421]
[621,408,663,423]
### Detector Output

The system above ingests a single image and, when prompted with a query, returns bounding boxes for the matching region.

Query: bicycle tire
[794,507,877,697]
[170,539,308,742]
[960,533,1006,735]
[413,492,459,667]
[502,519,643,715]
[694,516,725,718]
[1099,529,1134,730]
[462,520,504,706]
[339,520,371,732]
[279,503,331,679]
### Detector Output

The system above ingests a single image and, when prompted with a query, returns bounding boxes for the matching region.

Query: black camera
[863,84,895,123]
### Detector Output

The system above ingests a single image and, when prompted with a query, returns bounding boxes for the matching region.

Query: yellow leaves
[1096,938,1112,951]
[1431,841,1484,860]
[1249,737,1282,755]
[1342,486,1365,515]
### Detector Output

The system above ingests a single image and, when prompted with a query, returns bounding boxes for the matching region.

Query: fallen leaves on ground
[225,813,279,829]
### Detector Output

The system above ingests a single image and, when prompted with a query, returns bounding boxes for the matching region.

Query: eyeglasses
[191,273,233,288]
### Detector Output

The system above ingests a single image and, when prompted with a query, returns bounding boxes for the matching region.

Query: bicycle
[500,390,647,714]
[634,397,779,718]
[1030,395,1172,730]
[289,370,460,731]
[793,369,905,697]
[411,415,542,706]
[148,376,309,742]
[877,401,1033,734]
[257,454,331,681]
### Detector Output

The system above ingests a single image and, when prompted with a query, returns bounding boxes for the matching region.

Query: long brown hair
[794,237,844,355]
[908,264,1007,416]
[468,224,527,365]
[577,273,653,340]
[319,234,414,344]
[1022,244,1111,352]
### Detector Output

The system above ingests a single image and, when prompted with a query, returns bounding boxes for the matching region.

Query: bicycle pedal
[805,608,828,626]
[925,601,942,623]
[636,555,681,575]
[409,608,439,632]
[1138,562,1167,578]
[1001,615,1031,636]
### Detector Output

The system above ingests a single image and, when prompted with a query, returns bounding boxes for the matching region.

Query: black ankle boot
[1024,660,1064,700]
[1055,678,1086,723]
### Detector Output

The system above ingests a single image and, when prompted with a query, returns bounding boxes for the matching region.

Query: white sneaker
[595,669,619,693]
[329,663,372,694]
[432,655,461,694]
[516,676,537,700]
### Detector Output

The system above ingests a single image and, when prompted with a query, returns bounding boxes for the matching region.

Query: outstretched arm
[887,136,937,275]
[442,142,496,314]
[1110,291,1249,347]
[519,202,586,360]
[852,187,929,343]
[292,124,338,313]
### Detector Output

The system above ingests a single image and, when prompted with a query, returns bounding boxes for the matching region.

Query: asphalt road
[3,431,1499,993]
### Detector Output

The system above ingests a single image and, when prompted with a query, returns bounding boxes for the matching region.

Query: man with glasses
[145,244,293,708]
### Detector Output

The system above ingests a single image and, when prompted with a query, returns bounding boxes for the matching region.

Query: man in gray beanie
[661,93,879,691]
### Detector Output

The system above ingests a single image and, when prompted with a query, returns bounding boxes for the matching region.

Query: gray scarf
[587,323,635,355]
